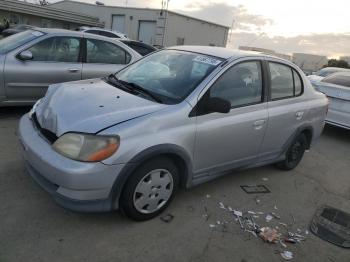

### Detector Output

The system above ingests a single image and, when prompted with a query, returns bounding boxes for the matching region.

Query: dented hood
[35,78,166,136]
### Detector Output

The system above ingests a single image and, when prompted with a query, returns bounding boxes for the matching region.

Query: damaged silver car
[19,46,328,220]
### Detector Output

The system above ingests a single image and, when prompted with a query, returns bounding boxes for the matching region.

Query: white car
[78,27,128,40]
[312,72,350,129]
[308,67,350,83]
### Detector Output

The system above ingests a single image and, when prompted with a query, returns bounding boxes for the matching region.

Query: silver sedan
[0,28,141,106]
[312,71,350,129]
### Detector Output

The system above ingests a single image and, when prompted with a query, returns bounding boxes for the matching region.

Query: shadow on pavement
[322,124,350,143]
[0,106,31,119]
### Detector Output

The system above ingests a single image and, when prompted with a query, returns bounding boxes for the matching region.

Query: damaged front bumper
[18,113,125,212]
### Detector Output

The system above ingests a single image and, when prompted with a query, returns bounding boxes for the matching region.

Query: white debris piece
[262,177,269,181]
[274,205,278,210]
[206,194,211,198]
[305,230,309,235]
[209,224,216,228]
[248,211,256,214]
[233,210,243,217]
[218,202,226,210]
[279,240,287,248]
[281,251,294,260]
[265,214,273,222]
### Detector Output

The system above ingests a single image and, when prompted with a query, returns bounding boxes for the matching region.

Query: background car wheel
[275,133,307,171]
[120,157,179,221]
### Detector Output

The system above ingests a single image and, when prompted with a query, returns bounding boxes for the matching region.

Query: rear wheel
[275,133,307,170]
[120,157,179,221]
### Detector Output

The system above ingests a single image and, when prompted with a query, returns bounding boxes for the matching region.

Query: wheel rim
[288,139,304,164]
[133,169,174,214]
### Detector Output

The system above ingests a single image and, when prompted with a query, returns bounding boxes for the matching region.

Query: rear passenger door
[82,38,131,79]
[259,60,306,161]
[4,36,82,101]
[193,59,268,174]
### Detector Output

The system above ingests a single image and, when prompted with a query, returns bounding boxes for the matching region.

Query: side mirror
[18,50,33,61]
[205,97,231,113]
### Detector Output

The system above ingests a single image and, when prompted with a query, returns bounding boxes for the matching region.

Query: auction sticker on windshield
[31,31,44,37]
[193,56,222,66]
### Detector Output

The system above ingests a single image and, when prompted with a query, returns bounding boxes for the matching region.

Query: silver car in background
[312,71,350,129]
[0,28,141,106]
[19,46,328,220]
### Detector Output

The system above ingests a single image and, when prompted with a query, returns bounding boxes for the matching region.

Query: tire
[275,133,307,171]
[120,157,179,221]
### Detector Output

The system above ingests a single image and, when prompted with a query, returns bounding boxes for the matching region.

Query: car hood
[35,78,166,136]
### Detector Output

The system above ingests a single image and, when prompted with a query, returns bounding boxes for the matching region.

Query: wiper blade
[106,74,136,93]
[119,80,163,103]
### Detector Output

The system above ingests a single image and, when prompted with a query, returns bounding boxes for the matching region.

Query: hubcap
[133,169,173,214]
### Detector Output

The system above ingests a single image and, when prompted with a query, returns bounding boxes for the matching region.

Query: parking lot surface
[0,107,349,262]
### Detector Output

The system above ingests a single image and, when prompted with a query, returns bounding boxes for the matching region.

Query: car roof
[34,28,85,37]
[167,45,269,60]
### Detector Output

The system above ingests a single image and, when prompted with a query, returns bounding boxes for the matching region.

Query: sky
[48,0,350,58]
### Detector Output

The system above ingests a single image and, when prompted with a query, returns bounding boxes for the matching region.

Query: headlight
[53,133,119,162]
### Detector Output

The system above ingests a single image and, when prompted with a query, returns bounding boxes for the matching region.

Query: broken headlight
[53,133,119,162]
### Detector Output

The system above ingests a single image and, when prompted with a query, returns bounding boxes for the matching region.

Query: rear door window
[86,39,131,64]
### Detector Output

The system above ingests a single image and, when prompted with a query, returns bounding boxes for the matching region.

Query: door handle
[295,111,304,120]
[68,68,79,73]
[253,120,266,129]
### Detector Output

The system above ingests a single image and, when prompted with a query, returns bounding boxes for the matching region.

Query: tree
[324,59,350,68]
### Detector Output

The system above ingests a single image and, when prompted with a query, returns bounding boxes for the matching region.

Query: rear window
[322,73,350,88]
[122,42,156,56]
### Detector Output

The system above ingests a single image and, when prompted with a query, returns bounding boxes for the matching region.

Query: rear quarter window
[269,62,304,100]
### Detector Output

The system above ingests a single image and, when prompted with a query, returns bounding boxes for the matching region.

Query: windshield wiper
[118,79,163,103]
[106,74,136,93]
[107,75,162,103]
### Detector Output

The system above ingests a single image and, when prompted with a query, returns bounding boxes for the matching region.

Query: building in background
[0,0,102,30]
[292,53,328,75]
[238,46,291,60]
[50,0,230,47]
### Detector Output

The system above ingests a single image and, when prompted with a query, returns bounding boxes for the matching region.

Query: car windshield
[0,30,44,54]
[116,50,224,104]
[321,73,350,88]
[317,68,348,77]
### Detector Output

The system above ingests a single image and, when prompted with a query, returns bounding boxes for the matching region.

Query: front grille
[32,113,58,144]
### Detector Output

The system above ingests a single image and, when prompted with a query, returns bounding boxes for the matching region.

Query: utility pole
[227,18,235,45]
[161,0,169,47]
[125,0,128,7]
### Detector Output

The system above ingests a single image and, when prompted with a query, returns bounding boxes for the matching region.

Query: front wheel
[275,133,307,171]
[120,157,179,221]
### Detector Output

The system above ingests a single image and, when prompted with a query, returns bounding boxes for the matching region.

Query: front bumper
[18,113,125,212]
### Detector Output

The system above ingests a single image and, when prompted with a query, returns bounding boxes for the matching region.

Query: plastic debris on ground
[204,201,311,260]
[281,251,294,260]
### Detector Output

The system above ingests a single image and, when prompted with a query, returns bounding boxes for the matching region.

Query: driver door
[193,60,268,174]
[4,36,82,101]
